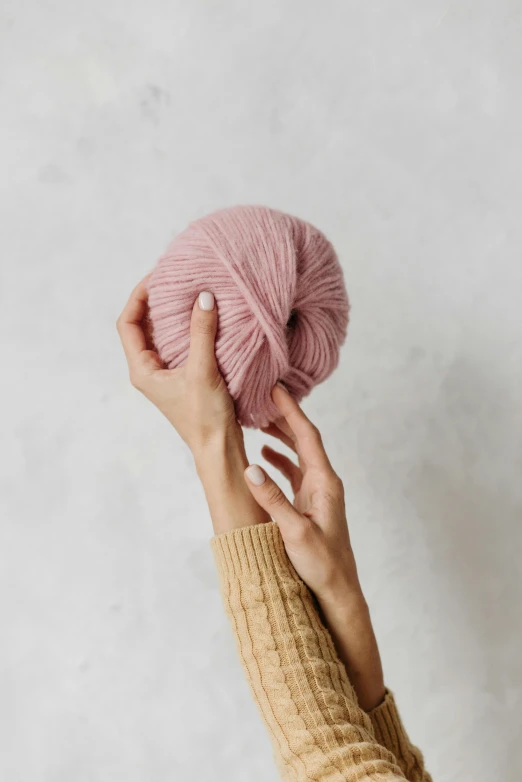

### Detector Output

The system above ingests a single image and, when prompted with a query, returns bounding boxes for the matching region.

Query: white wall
[1,1,521,780]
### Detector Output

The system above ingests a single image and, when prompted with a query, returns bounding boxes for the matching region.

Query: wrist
[318,578,368,621]
[316,576,385,712]
[193,422,270,534]
[193,421,245,480]
[316,553,364,610]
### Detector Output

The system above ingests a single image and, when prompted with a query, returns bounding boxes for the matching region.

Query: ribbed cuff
[211,521,297,585]
[368,689,411,760]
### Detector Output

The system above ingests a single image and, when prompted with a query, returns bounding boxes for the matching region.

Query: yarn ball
[147,205,349,428]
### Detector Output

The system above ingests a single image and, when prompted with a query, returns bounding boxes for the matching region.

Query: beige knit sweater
[211,522,431,782]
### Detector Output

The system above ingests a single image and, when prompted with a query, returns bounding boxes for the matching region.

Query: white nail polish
[199,291,215,311]
[246,464,266,486]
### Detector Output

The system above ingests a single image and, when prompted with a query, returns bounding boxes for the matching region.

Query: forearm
[317,582,385,712]
[194,423,269,534]
[318,584,431,782]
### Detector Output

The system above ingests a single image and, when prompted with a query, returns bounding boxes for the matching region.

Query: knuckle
[187,364,221,391]
[291,519,316,548]
[294,520,311,543]
[186,363,205,383]
[320,472,344,504]
[328,473,344,495]
[207,368,224,393]
[266,484,286,508]
[305,423,322,444]
[129,368,142,390]
[193,318,215,337]
[310,423,321,439]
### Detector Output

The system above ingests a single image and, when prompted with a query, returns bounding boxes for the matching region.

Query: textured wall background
[1,1,521,780]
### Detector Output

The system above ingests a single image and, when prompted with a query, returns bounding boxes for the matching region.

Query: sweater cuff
[211,521,297,585]
[368,689,411,758]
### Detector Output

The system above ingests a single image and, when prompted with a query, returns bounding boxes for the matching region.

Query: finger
[260,422,297,454]
[244,465,304,536]
[271,384,333,471]
[186,292,218,378]
[116,276,151,365]
[261,445,303,495]
[271,414,298,444]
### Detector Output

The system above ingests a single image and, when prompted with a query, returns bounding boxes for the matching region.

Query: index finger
[271,384,333,471]
[116,275,151,364]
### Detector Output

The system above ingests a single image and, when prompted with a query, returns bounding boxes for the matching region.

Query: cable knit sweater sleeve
[211,522,431,782]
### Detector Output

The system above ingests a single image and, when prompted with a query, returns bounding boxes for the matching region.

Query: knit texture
[368,692,431,782]
[148,206,349,428]
[212,522,432,781]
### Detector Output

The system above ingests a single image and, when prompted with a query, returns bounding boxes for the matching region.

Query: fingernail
[245,464,266,486]
[199,291,215,311]
[275,381,288,392]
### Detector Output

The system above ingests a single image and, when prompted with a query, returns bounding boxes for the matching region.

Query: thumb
[187,291,218,378]
[244,464,303,534]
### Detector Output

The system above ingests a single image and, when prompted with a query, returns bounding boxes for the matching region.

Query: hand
[245,383,359,601]
[244,384,385,710]
[116,278,237,455]
[117,278,269,534]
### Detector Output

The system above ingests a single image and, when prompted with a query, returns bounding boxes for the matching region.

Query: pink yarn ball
[147,205,349,428]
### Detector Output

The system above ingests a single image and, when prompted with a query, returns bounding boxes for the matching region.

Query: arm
[211,520,405,781]
[197,428,431,782]
[367,692,431,782]
[241,387,432,782]
[117,282,431,782]
[317,584,429,781]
